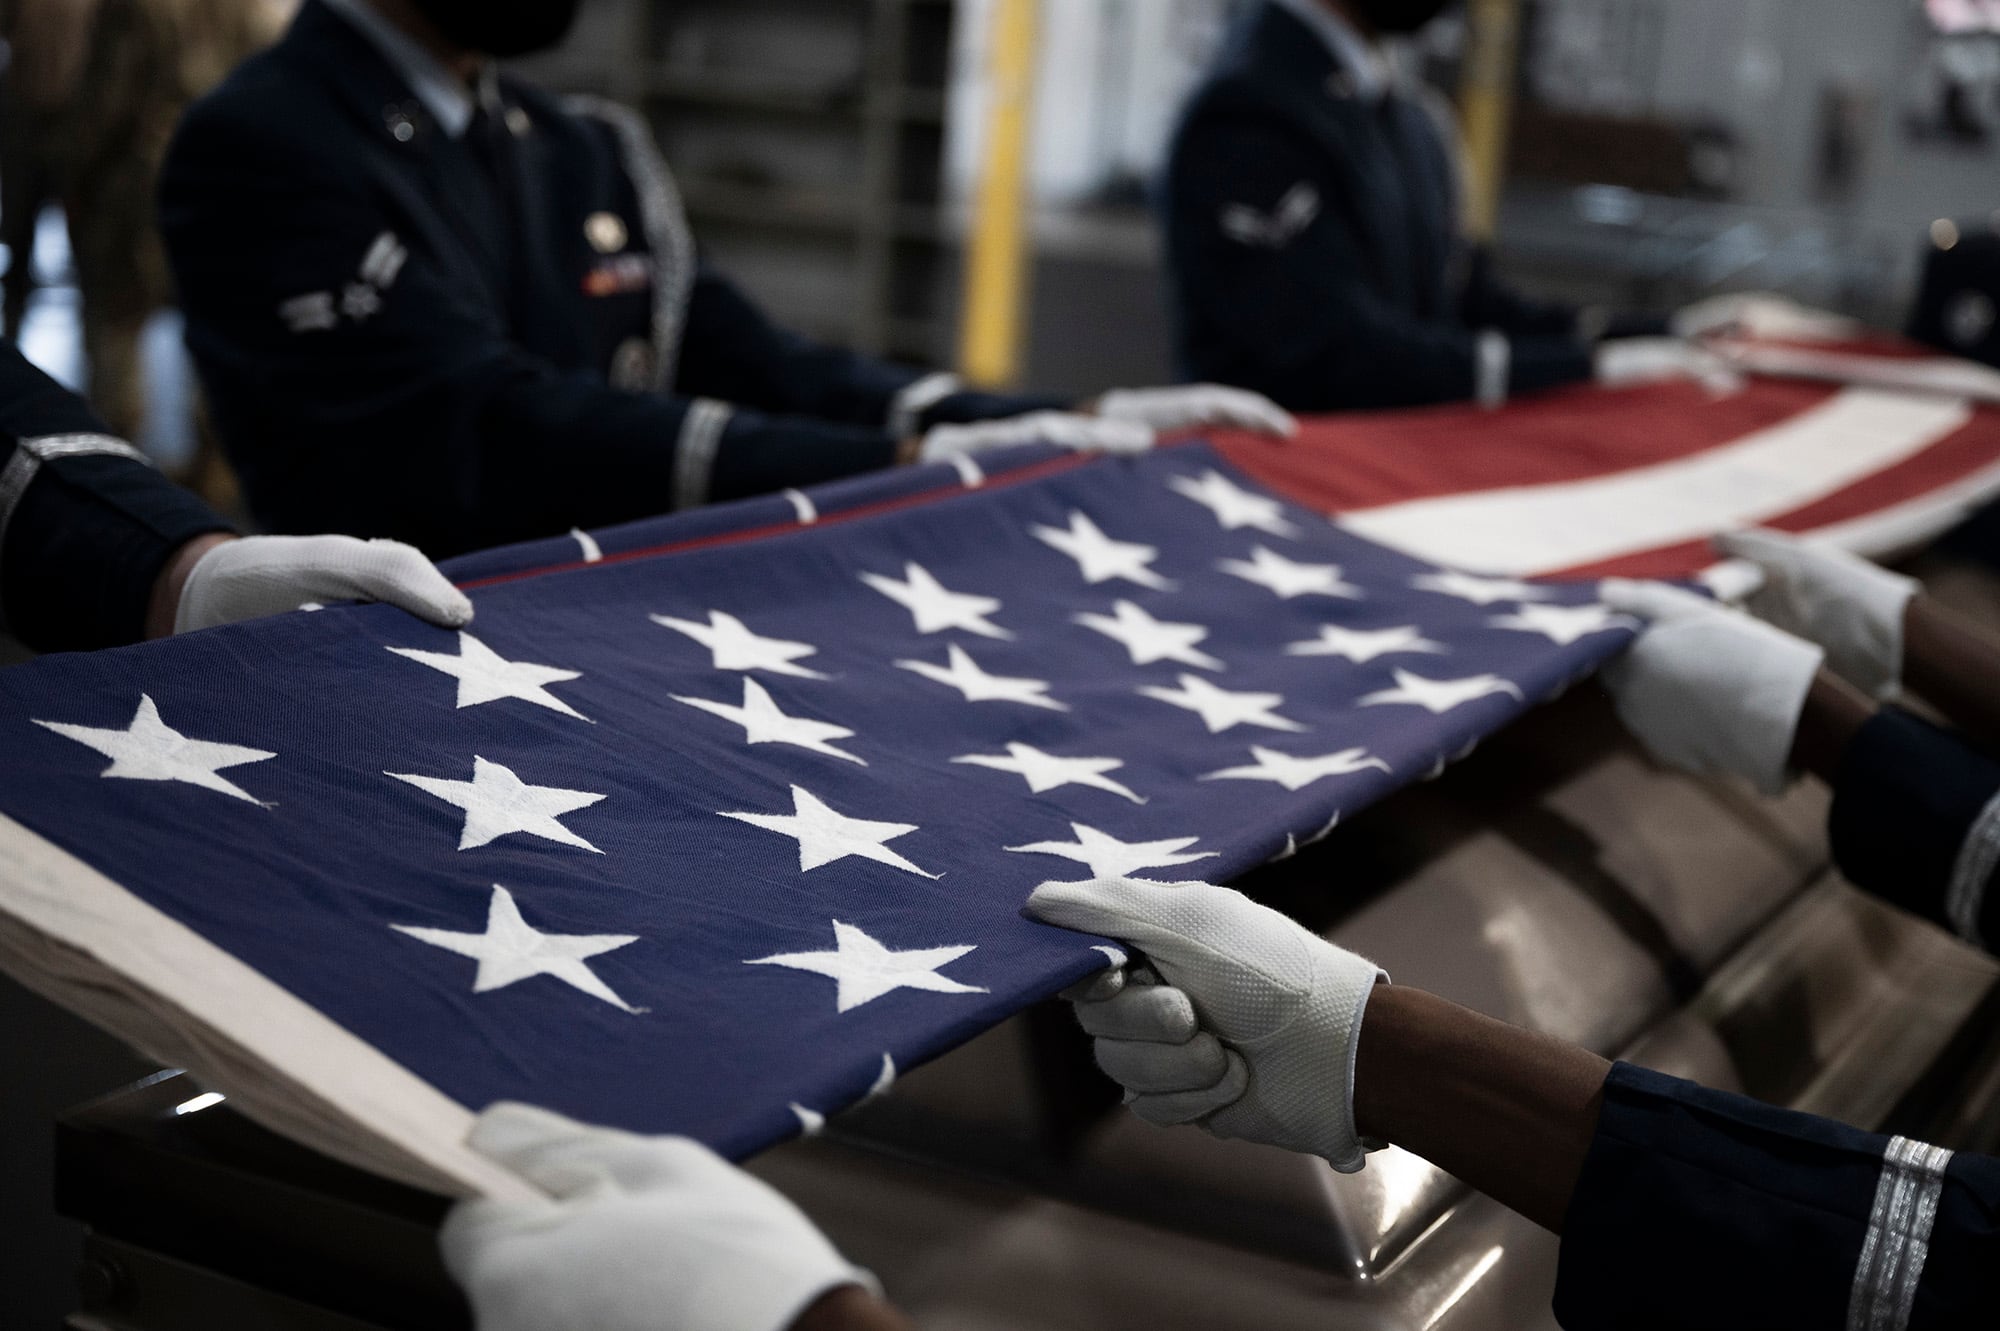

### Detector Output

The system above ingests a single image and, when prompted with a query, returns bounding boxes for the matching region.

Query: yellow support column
[957,0,1040,389]
[1457,0,1521,243]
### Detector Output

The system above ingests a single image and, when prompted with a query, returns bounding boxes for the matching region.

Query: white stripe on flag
[0,813,534,1203]
[1338,390,1974,575]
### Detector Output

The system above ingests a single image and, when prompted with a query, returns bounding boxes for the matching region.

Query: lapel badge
[384,103,418,142]
[586,211,629,254]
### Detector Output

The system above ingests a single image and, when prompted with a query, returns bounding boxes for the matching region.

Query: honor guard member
[158,0,1293,559]
[1160,0,1723,412]
[0,343,470,653]
[1602,528,2000,957]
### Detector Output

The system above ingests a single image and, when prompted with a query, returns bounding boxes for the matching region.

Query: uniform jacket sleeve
[1829,706,2000,950]
[675,264,1067,436]
[159,100,901,558]
[1162,113,1596,412]
[1555,1063,2000,1331]
[0,348,232,652]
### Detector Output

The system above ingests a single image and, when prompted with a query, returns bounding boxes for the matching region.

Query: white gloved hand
[917,410,1156,464]
[174,534,473,633]
[1594,337,1742,393]
[1599,578,1825,795]
[1095,385,1298,438]
[1026,876,1386,1172]
[1670,292,1859,343]
[1713,528,1918,700]
[442,1103,874,1331]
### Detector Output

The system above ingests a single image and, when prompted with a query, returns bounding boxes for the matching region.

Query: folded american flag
[0,439,1629,1196]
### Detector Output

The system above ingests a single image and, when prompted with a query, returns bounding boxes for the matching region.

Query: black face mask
[407,0,581,57]
[1347,0,1453,35]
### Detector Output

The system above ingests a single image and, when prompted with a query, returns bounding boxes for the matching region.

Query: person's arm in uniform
[1023,877,2000,1331]
[1716,527,2000,746]
[0,346,234,651]
[1600,575,2000,953]
[675,262,1070,438]
[0,345,469,651]
[1458,246,1671,345]
[1163,112,1596,411]
[158,99,906,555]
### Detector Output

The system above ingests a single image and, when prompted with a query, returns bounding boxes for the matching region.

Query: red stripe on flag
[1544,411,2000,580]
[1212,380,1842,514]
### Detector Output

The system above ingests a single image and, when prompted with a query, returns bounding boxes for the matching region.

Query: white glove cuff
[1304,958,1390,1174]
[1845,568,1920,701]
[724,1269,880,1331]
[1740,631,1826,796]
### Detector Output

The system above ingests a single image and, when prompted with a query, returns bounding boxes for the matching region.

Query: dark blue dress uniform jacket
[1160,2,1613,412]
[1557,711,2000,1329]
[1557,1065,1999,1330]
[0,346,230,652]
[159,0,1055,559]
[1830,707,2000,951]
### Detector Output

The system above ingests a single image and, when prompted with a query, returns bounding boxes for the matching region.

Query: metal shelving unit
[535,0,961,364]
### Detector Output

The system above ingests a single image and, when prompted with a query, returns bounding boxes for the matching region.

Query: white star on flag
[860,562,1011,639]
[1139,673,1303,733]
[1217,546,1360,600]
[650,610,827,679]
[387,632,586,720]
[1074,600,1223,671]
[1006,822,1216,878]
[32,694,275,805]
[386,755,605,852]
[1031,511,1174,590]
[1412,570,1554,605]
[1167,469,1302,537]
[1358,670,1525,714]
[1488,602,1632,645]
[1201,746,1390,791]
[748,920,986,1013]
[896,644,1066,711]
[392,885,640,1011]
[790,1104,826,1136]
[721,784,937,878]
[950,742,1145,804]
[672,679,864,765]
[1286,624,1446,663]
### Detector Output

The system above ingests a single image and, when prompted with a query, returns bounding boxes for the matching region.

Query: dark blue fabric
[0,443,1629,1159]
[0,346,231,652]
[1556,1063,2000,1330]
[1159,2,1598,410]
[158,0,1049,558]
[1829,706,2000,945]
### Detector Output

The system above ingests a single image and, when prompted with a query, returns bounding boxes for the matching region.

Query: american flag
[0,439,1630,1195]
[1219,336,2000,582]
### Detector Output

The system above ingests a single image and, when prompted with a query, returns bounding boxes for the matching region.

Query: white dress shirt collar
[320,0,497,138]
[1269,0,1395,101]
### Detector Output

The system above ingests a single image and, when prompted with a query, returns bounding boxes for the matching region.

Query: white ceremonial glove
[917,410,1156,464]
[1026,876,1386,1172]
[1713,528,1918,700]
[1593,337,1741,393]
[174,534,473,633]
[1095,385,1298,438]
[442,1103,875,1331]
[1598,579,1824,796]
[1670,292,1859,343]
